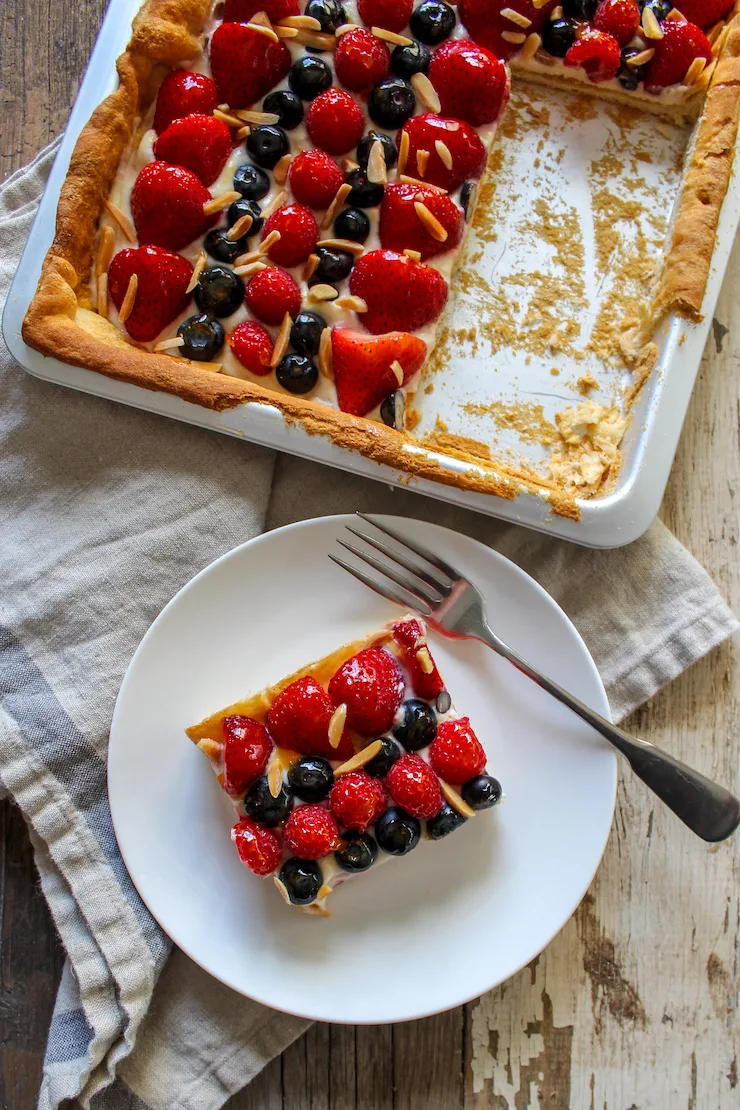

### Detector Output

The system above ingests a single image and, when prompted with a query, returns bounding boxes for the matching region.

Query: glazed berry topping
[644,19,712,92]
[332,328,426,416]
[364,737,402,777]
[204,228,243,264]
[346,168,385,209]
[267,675,354,758]
[562,0,598,17]
[279,857,322,905]
[153,70,219,135]
[290,310,327,356]
[400,113,486,191]
[108,246,192,343]
[228,320,274,375]
[334,830,379,872]
[306,88,365,154]
[276,353,319,394]
[263,89,304,130]
[209,21,291,109]
[289,149,345,209]
[380,389,405,430]
[227,198,264,237]
[328,646,405,734]
[262,204,319,267]
[223,715,273,794]
[223,0,300,21]
[288,756,335,802]
[232,817,283,876]
[329,771,387,832]
[284,804,340,859]
[153,114,231,187]
[592,0,640,46]
[391,40,431,78]
[409,0,456,45]
[306,0,347,33]
[246,124,290,168]
[368,77,416,129]
[245,267,302,326]
[391,619,444,700]
[131,162,215,252]
[358,0,413,34]
[428,40,509,128]
[379,183,464,261]
[462,774,502,810]
[194,266,245,318]
[335,28,391,92]
[386,754,443,820]
[375,806,421,855]
[393,699,438,752]
[177,314,225,361]
[289,55,333,100]
[564,28,622,83]
[356,130,398,172]
[426,803,467,840]
[348,249,448,335]
[244,775,294,826]
[233,162,271,201]
[541,17,578,59]
[429,717,486,784]
[310,246,355,286]
[334,207,371,243]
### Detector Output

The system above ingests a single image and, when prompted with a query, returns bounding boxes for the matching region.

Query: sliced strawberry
[644,19,712,91]
[153,113,232,187]
[328,647,405,735]
[223,715,273,794]
[223,0,299,22]
[458,0,557,60]
[391,618,444,701]
[400,114,487,192]
[335,28,391,92]
[306,88,365,155]
[331,328,426,416]
[357,0,413,33]
[289,150,345,210]
[677,0,734,30]
[428,41,509,127]
[153,71,219,135]
[130,162,216,251]
[563,29,621,83]
[108,246,192,343]
[244,267,302,325]
[228,320,274,375]
[348,249,448,335]
[232,817,282,876]
[262,204,319,267]
[209,22,292,109]
[592,0,641,47]
[379,183,464,261]
[267,676,354,759]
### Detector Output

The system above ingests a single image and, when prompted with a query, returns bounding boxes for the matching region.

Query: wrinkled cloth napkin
[1,142,737,1110]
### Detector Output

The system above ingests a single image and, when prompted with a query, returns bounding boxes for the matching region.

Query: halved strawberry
[209,22,292,109]
[644,19,712,91]
[130,162,216,251]
[223,0,299,22]
[348,249,448,335]
[108,246,192,342]
[331,328,427,416]
[267,676,354,759]
[335,28,391,92]
[391,618,444,701]
[153,113,232,187]
[261,204,319,267]
[428,41,509,127]
[153,71,219,135]
[328,647,405,735]
[379,183,464,261]
[399,114,487,192]
[563,29,621,83]
[223,715,273,794]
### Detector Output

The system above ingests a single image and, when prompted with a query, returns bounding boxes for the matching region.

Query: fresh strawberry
[130,162,216,251]
[348,249,448,334]
[592,0,640,46]
[108,246,192,343]
[267,676,354,759]
[232,817,282,876]
[379,183,464,261]
[357,0,413,33]
[386,754,443,820]
[153,113,232,187]
[329,772,387,832]
[328,647,405,734]
[331,328,426,416]
[428,41,509,127]
[223,0,299,22]
[222,715,273,794]
[306,88,366,155]
[335,28,391,91]
[289,150,345,209]
[400,114,487,191]
[244,267,302,325]
[644,19,712,91]
[458,0,556,60]
[262,203,319,266]
[228,320,274,374]
[209,22,291,109]
[676,0,734,31]
[564,29,621,83]
[153,71,219,135]
[391,618,444,701]
[428,717,486,784]
[284,805,340,859]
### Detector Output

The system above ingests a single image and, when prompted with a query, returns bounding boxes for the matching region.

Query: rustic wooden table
[1,2,738,1107]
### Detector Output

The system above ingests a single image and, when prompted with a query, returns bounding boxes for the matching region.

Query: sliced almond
[372,25,413,46]
[249,10,272,26]
[234,248,262,267]
[118,273,138,325]
[303,253,320,282]
[153,336,186,352]
[683,56,706,84]
[334,739,383,775]
[270,311,292,367]
[439,779,476,819]
[641,5,663,39]
[233,260,268,277]
[416,646,434,674]
[367,138,388,185]
[317,884,333,900]
[501,30,526,44]
[247,20,279,41]
[390,359,404,387]
[414,201,448,242]
[274,25,299,37]
[626,47,654,66]
[96,224,116,276]
[531,0,550,8]
[416,148,430,176]
[274,876,292,904]
[96,272,109,317]
[234,108,281,125]
[397,128,410,177]
[259,228,282,255]
[399,174,447,193]
[196,737,223,761]
[334,22,357,36]
[328,703,348,748]
[273,153,292,186]
[186,250,207,293]
[292,28,337,49]
[317,237,365,255]
[343,157,360,173]
[318,324,333,379]
[666,6,687,19]
[214,108,247,128]
[501,7,532,28]
[237,124,251,140]
[267,760,283,799]
[203,190,241,217]
[321,182,352,230]
[403,248,422,262]
[279,13,322,29]
[334,295,368,312]
[550,5,563,18]
[260,189,289,219]
[434,139,453,171]
[411,71,441,113]
[521,31,541,62]
[103,199,135,242]
[227,212,254,241]
[309,283,340,302]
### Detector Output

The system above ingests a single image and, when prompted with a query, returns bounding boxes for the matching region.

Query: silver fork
[330,513,740,844]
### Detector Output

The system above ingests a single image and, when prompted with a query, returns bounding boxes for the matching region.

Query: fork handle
[480,627,740,843]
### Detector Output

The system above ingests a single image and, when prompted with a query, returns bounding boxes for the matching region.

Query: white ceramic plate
[108,514,616,1023]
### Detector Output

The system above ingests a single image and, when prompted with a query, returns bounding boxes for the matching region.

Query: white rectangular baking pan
[4,0,739,548]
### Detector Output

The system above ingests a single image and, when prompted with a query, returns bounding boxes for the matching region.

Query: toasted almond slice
[154,336,186,352]
[317,237,365,255]
[550,5,563,17]
[186,249,207,293]
[318,324,333,379]
[260,189,289,219]
[334,295,368,312]
[292,28,337,49]
[203,190,241,216]
[237,124,251,140]
[390,359,404,387]
[235,108,281,125]
[626,47,654,66]
[416,646,434,673]
[399,174,447,193]
[414,201,448,242]
[259,228,282,255]
[97,272,109,317]
[403,248,422,262]
[328,703,347,748]
[103,199,135,242]
[666,6,687,20]
[268,758,284,797]
[696,57,717,90]
[434,139,453,170]
[274,876,292,904]
[367,138,388,185]
[196,737,223,761]
[117,273,138,325]
[321,182,352,230]
[334,22,357,36]
[233,260,269,277]
[521,31,541,61]
[343,157,360,172]
[270,311,292,367]
[439,779,476,819]
[227,212,254,240]
[279,13,322,29]
[247,20,279,40]
[214,108,248,128]
[641,5,663,38]
[334,739,383,775]
[274,25,299,37]
[416,148,430,176]
[372,25,413,46]
[317,883,333,901]
[303,252,320,282]
[96,224,116,276]
[234,248,262,266]
[501,7,532,28]
[273,153,292,186]
[501,30,526,43]
[309,283,340,302]
[397,128,410,177]
[249,10,272,26]
[531,0,551,7]
[411,71,441,112]
[683,56,706,84]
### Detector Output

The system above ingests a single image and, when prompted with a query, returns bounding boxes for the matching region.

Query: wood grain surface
[1,1,738,1107]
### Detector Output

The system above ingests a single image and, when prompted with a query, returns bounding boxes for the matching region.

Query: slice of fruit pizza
[186,615,502,914]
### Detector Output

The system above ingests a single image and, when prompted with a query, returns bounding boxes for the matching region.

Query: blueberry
[393,698,437,752]
[541,17,578,59]
[193,266,244,318]
[426,803,467,840]
[356,131,398,173]
[391,40,431,79]
[276,353,319,394]
[177,314,224,361]
[409,0,456,45]
[289,55,333,100]
[310,246,354,286]
[246,125,290,169]
[561,0,597,18]
[290,311,327,357]
[203,228,242,264]
[227,198,263,237]
[368,77,416,130]
[346,168,384,208]
[461,774,502,811]
[288,757,334,802]
[435,690,451,714]
[380,389,405,430]
[279,857,322,905]
[244,776,294,826]
[263,88,304,129]
[618,46,648,90]
[364,737,402,778]
[335,830,378,872]
[334,207,371,243]
[233,162,270,201]
[459,182,476,223]
[375,807,421,855]
[305,0,346,33]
